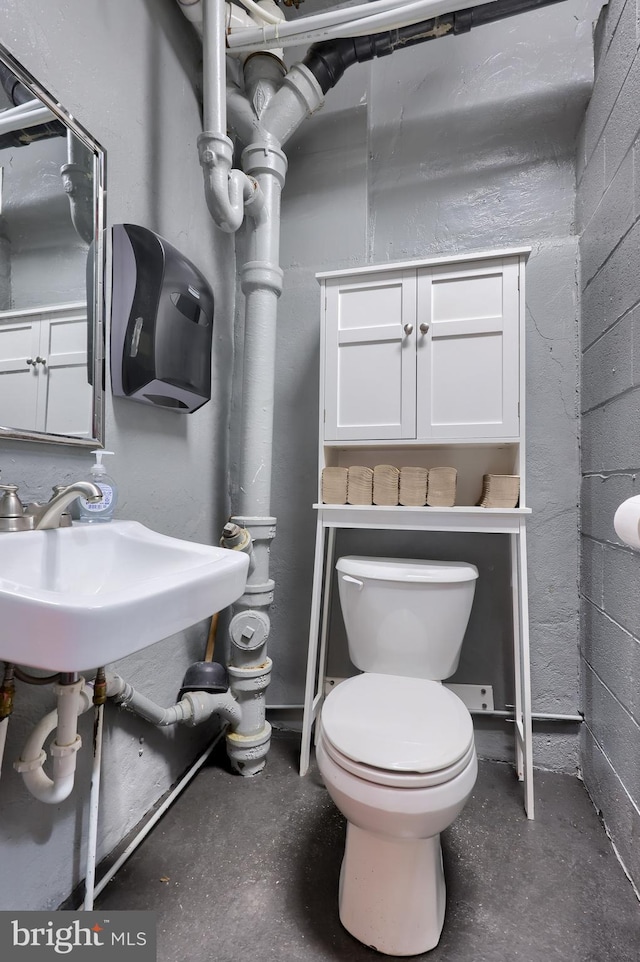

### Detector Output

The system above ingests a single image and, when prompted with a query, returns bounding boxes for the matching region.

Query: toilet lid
[321,674,474,774]
[336,556,479,583]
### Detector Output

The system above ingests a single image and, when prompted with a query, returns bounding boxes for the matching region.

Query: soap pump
[78,450,118,523]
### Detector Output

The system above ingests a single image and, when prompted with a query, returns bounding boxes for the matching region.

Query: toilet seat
[320,730,476,789]
[321,673,474,788]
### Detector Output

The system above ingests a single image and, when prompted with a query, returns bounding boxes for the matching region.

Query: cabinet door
[38,311,92,437]
[324,271,416,440]
[0,318,40,429]
[416,259,519,439]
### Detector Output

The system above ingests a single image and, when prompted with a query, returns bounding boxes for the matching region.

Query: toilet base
[339,823,446,956]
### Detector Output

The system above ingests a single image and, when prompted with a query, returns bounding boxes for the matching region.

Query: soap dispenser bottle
[78,450,118,523]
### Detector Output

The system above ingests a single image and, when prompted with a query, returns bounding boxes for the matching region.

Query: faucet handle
[0,484,25,519]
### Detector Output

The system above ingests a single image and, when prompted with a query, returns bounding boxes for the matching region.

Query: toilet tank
[336,556,478,681]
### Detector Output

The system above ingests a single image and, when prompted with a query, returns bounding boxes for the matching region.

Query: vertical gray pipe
[236,152,286,517]
[197,23,323,773]
[202,0,227,134]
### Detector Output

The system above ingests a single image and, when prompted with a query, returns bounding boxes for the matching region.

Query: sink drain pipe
[14,676,91,804]
[105,672,242,728]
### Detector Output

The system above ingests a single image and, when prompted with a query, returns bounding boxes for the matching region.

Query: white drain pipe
[14,678,91,804]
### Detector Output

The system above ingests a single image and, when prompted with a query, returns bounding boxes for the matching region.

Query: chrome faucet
[34,482,103,530]
[0,481,103,532]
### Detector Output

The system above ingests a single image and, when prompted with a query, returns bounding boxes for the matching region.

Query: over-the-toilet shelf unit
[299,247,535,819]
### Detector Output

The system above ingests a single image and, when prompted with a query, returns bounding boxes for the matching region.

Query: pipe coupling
[235,580,275,608]
[60,163,92,198]
[14,750,47,774]
[241,260,284,297]
[93,668,107,706]
[281,63,325,117]
[226,722,272,777]
[241,142,288,185]
[182,691,242,729]
[14,734,82,775]
[197,131,234,170]
[50,735,83,760]
[0,679,15,720]
[227,659,272,694]
[230,516,277,542]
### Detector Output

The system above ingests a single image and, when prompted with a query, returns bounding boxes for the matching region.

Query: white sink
[0,521,249,671]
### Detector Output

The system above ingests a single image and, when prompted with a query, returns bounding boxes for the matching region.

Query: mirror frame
[0,42,105,448]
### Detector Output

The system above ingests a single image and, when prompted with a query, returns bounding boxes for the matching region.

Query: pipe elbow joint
[182,690,242,729]
[198,131,263,232]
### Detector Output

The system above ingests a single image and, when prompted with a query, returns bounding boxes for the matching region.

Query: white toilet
[316,555,479,957]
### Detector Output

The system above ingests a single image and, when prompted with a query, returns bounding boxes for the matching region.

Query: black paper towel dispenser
[110,224,214,412]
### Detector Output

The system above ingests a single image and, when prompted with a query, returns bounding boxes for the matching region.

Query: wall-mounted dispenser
[110,224,214,412]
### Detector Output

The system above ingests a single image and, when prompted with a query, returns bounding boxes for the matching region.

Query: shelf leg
[300,516,327,775]
[314,526,336,748]
[510,532,524,781]
[513,523,534,819]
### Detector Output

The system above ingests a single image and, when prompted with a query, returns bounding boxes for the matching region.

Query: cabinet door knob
[419,323,429,335]
[36,356,46,365]
[403,323,414,336]
[26,357,34,366]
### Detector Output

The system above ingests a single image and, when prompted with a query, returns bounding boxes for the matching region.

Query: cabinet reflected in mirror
[0,44,105,446]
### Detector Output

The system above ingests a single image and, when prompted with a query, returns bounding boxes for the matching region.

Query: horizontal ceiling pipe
[302,0,569,93]
[226,0,493,51]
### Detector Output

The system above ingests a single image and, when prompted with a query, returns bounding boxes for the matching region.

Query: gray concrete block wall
[577,0,640,892]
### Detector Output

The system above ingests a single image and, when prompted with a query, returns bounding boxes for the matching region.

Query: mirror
[0,43,105,447]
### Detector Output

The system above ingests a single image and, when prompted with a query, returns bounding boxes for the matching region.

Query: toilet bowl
[316,557,479,956]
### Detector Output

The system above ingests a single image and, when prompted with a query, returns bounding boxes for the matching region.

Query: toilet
[316,555,479,957]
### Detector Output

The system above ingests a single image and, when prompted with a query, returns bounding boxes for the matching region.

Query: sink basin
[0,521,249,671]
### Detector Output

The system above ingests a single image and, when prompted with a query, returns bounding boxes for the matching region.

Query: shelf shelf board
[314,503,531,533]
[323,438,521,448]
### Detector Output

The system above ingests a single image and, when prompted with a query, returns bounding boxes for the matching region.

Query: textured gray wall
[577,0,640,890]
[265,0,603,771]
[0,0,236,909]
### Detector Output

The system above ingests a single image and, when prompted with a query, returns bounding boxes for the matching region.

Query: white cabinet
[0,302,91,437]
[301,247,535,819]
[324,256,520,442]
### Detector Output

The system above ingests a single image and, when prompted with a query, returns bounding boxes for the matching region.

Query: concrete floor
[96,730,639,962]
